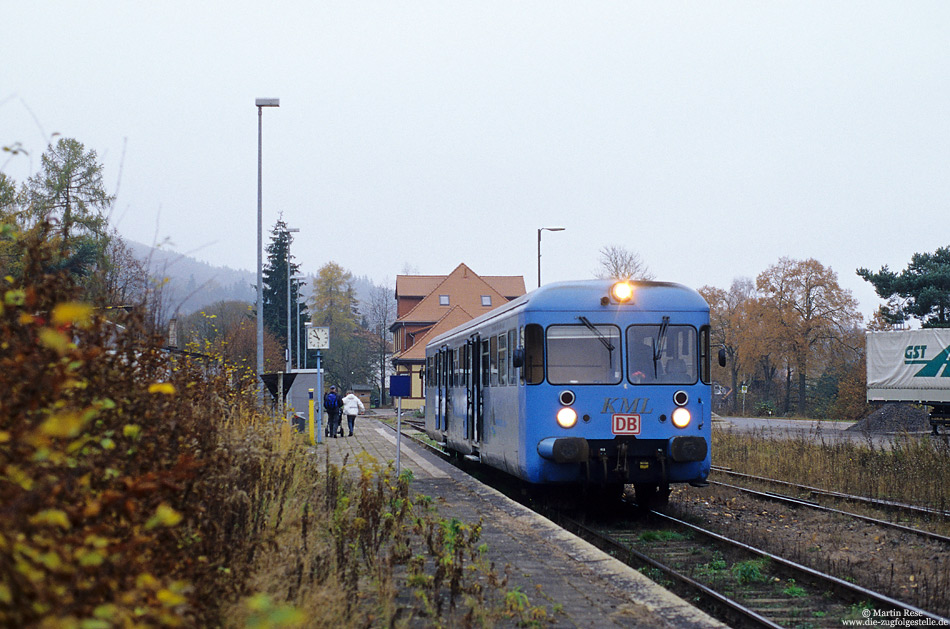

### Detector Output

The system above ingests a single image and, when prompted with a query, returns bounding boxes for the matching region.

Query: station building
[390,263,525,409]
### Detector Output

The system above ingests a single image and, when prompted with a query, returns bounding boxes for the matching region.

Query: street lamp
[537,226,565,287]
[292,274,306,370]
[282,227,300,372]
[256,97,279,394]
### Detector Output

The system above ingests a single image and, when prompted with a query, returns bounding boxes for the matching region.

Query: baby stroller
[324,422,345,437]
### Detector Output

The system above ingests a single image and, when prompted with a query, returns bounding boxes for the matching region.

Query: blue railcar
[424,279,721,503]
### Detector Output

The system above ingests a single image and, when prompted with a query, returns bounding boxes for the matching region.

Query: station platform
[311,412,725,628]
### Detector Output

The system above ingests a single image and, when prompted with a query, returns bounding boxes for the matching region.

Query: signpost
[308,388,316,446]
[389,375,411,475]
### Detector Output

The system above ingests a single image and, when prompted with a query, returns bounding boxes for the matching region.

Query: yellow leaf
[157,588,187,606]
[77,549,104,567]
[146,503,183,529]
[0,430,9,443]
[38,328,71,354]
[148,382,176,395]
[39,551,62,571]
[4,289,25,306]
[29,509,71,530]
[51,301,93,328]
[39,410,87,438]
[94,604,119,619]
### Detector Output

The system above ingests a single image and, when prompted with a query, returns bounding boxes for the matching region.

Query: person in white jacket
[341,390,365,437]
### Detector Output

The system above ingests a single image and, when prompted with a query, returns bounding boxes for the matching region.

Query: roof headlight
[671,407,691,429]
[610,281,634,303]
[556,407,578,429]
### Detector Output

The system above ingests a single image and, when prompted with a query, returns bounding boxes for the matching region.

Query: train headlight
[610,281,634,303]
[556,407,578,429]
[671,407,691,429]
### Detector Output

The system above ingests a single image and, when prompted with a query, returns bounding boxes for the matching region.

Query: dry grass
[219,422,557,628]
[713,426,950,516]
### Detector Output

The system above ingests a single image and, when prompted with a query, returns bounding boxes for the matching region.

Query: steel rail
[711,465,950,520]
[650,510,950,625]
[557,514,785,629]
[709,479,950,545]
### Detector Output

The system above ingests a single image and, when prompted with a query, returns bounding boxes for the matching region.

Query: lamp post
[292,274,306,369]
[303,321,312,369]
[282,227,300,372]
[537,226,565,288]
[256,97,279,395]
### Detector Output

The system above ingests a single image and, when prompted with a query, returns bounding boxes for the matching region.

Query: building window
[439,295,449,305]
[481,295,492,307]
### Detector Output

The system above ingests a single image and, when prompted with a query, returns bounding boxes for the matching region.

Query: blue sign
[389,375,411,398]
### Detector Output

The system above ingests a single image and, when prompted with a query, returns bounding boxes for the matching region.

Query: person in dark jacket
[323,385,343,438]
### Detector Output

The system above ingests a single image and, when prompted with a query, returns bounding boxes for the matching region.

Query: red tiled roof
[395,266,525,301]
[393,306,474,362]
[392,264,519,330]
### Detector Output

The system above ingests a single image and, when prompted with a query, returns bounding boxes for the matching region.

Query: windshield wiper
[652,316,670,378]
[578,316,614,353]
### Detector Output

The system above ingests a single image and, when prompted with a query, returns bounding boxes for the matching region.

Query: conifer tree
[261,218,309,366]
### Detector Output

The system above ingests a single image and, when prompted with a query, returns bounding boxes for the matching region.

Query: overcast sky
[4,2,949,321]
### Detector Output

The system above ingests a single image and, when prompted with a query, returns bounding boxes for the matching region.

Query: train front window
[627,324,697,385]
[546,324,621,385]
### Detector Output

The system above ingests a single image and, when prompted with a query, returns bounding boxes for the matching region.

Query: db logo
[612,414,641,435]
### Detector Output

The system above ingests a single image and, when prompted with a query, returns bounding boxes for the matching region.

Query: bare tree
[366,284,396,406]
[596,245,655,281]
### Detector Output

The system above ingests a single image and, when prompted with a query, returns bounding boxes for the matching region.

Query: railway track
[554,508,948,628]
[711,465,950,522]
[708,478,950,545]
[386,421,950,626]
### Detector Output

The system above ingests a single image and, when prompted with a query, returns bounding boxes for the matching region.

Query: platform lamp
[282,227,300,371]
[255,97,279,399]
[537,226,565,287]
[292,274,306,369]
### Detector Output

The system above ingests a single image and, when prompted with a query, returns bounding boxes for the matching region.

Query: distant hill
[127,241,256,316]
[127,241,388,317]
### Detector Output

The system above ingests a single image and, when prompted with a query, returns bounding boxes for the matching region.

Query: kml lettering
[602,397,652,414]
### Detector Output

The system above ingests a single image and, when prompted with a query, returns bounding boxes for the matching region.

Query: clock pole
[317,350,326,441]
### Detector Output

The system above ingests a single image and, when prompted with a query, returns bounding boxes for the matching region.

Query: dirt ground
[665,483,950,618]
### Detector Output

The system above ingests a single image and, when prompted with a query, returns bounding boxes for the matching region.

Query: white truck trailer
[866,329,950,434]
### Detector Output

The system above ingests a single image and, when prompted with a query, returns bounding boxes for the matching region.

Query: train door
[435,348,445,432]
[466,335,482,443]
[444,348,453,432]
[479,338,490,442]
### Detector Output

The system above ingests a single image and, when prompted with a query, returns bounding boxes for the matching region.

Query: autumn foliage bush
[0,225,265,626]
[1,225,555,628]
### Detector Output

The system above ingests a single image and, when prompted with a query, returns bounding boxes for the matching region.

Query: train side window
[426,356,433,386]
[498,333,508,386]
[508,329,518,385]
[524,324,544,385]
[461,344,469,388]
[490,335,499,386]
[481,340,491,387]
[700,326,711,384]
